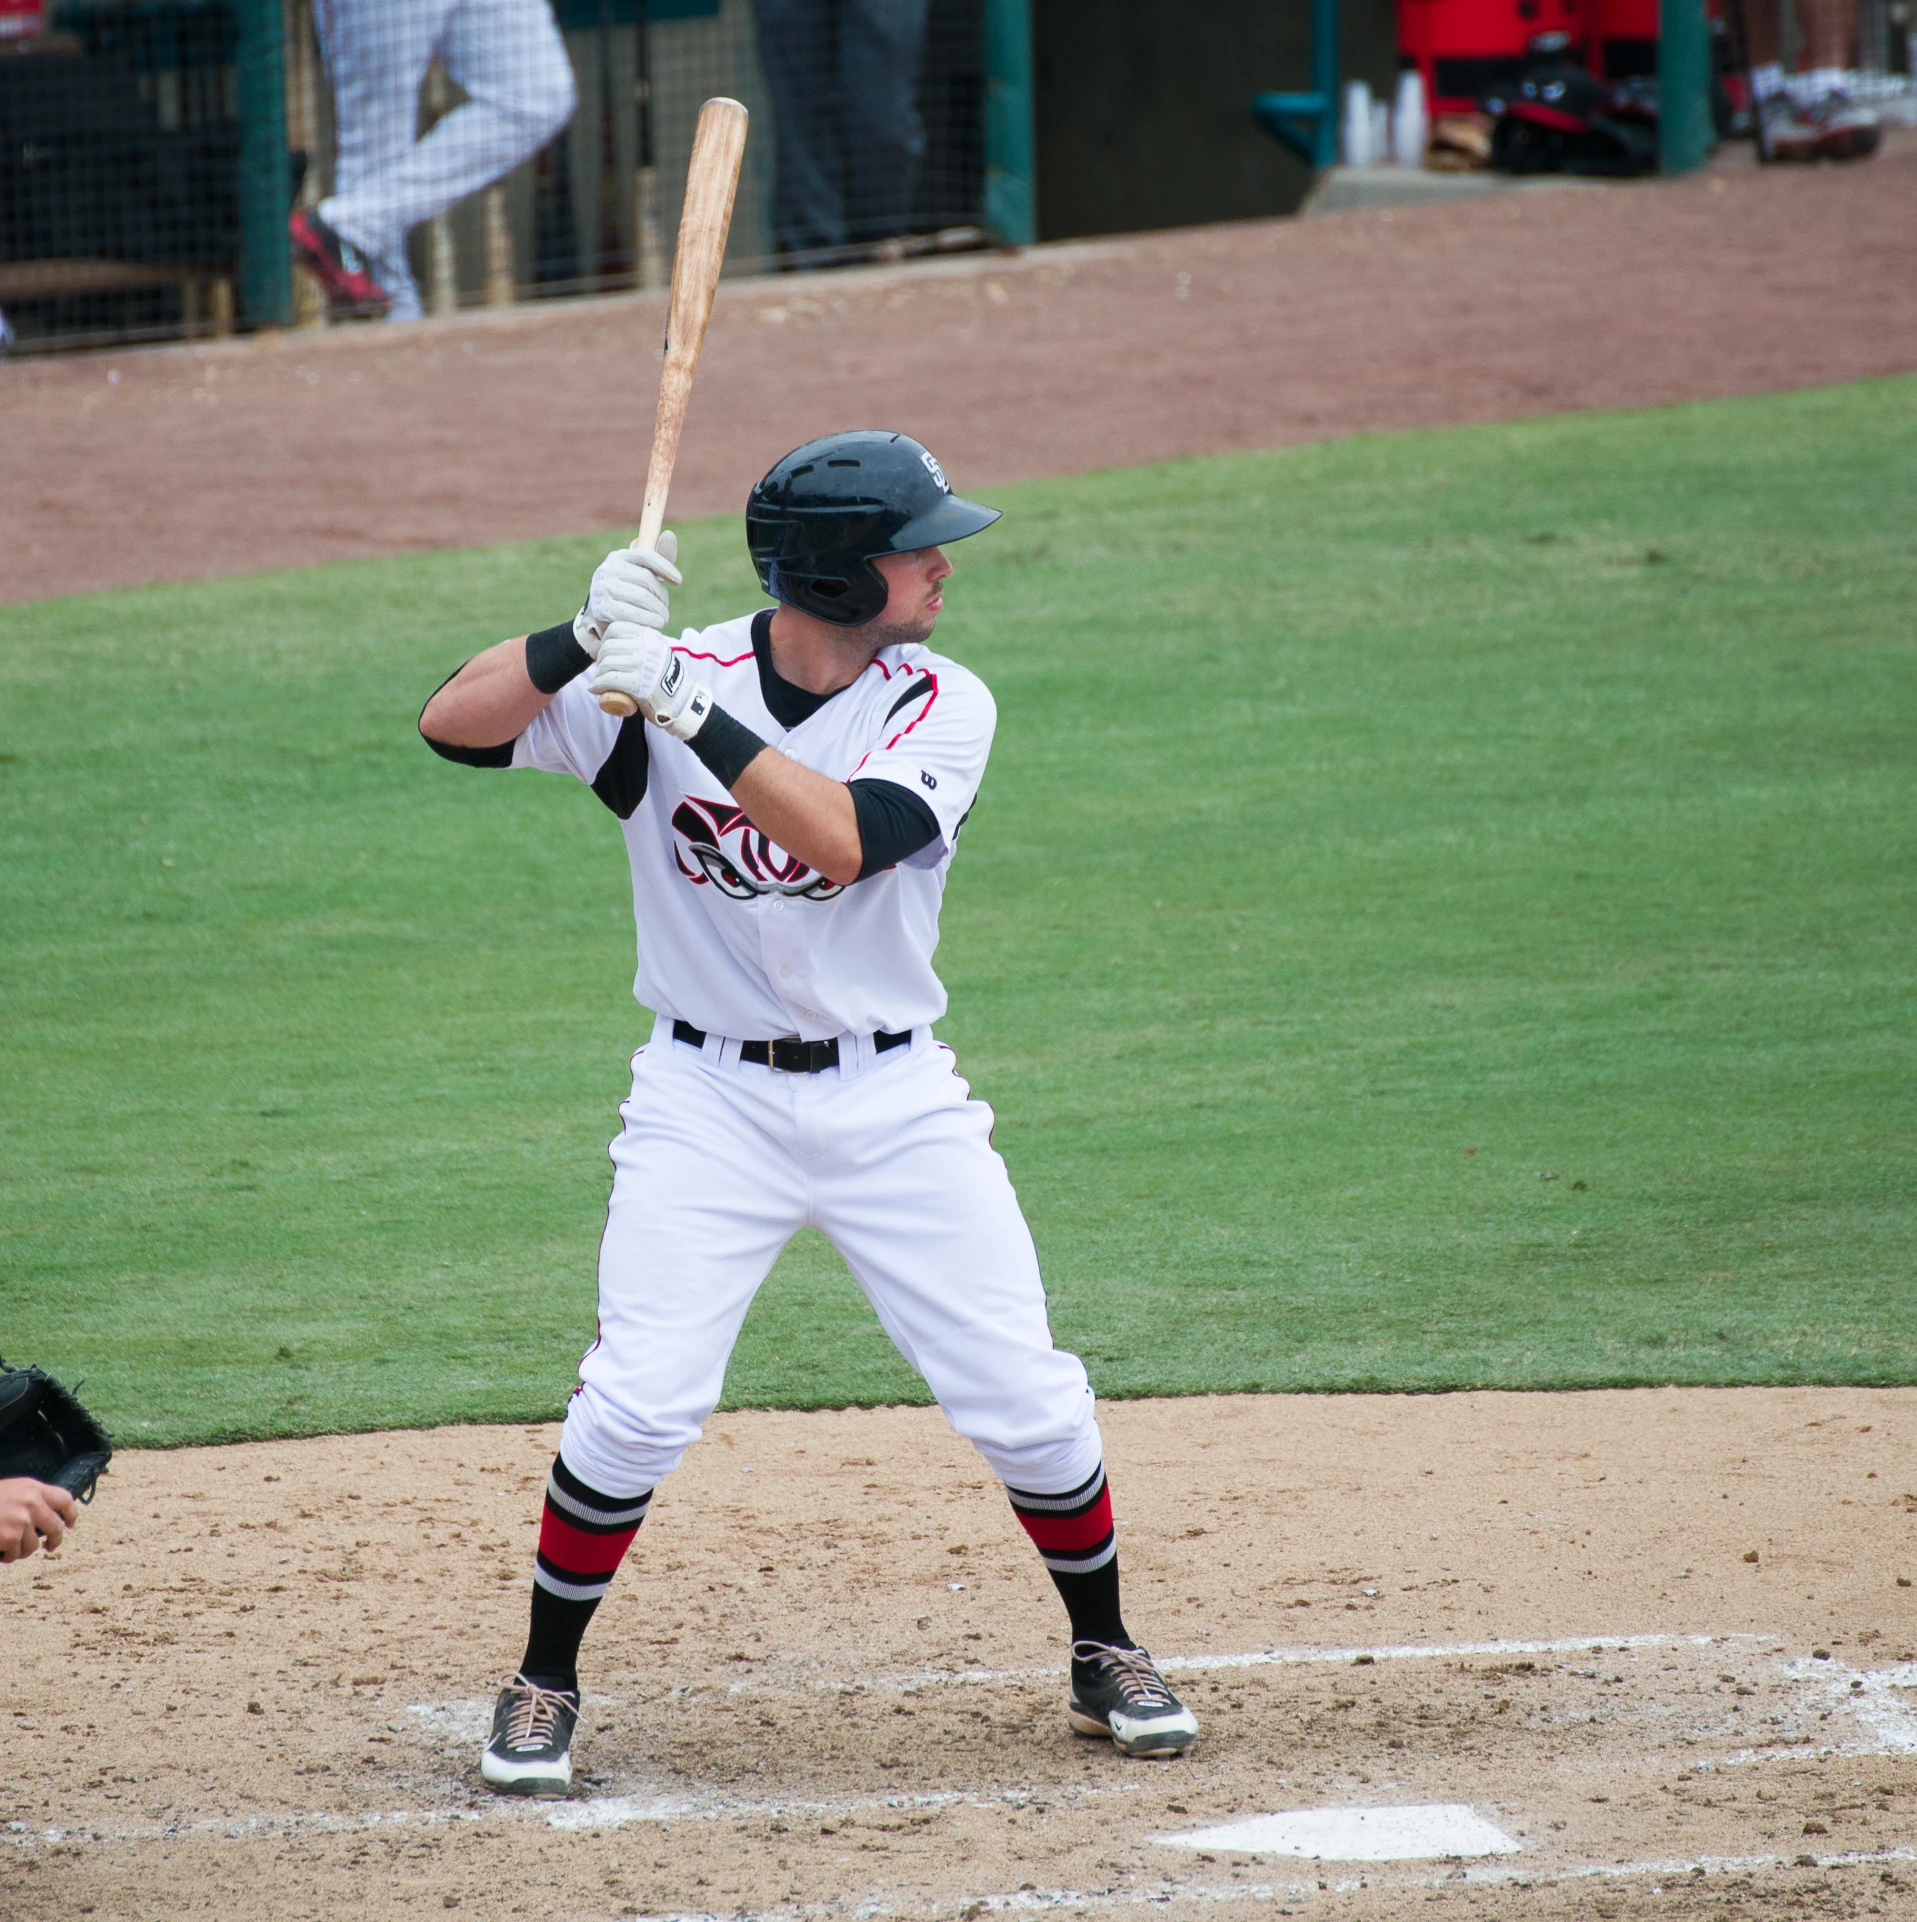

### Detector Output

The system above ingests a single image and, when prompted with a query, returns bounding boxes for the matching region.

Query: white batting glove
[589,622,714,740]
[574,531,681,659]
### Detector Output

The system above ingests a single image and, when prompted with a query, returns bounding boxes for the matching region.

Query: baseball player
[419,431,1198,1794]
[290,0,576,319]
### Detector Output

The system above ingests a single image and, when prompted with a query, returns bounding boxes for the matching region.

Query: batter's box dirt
[7,1388,1917,1920]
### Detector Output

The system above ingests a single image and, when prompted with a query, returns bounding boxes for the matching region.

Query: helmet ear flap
[766,557,890,627]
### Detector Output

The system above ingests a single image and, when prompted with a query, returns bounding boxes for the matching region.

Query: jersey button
[772,899,787,913]
[779,965,792,979]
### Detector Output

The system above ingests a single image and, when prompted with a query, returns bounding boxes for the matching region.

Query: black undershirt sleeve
[589,716,651,819]
[850,778,940,881]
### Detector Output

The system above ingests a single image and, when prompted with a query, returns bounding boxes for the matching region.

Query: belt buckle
[769,1035,806,1074]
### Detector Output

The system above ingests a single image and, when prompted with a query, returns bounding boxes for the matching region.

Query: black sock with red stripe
[1006,1463,1134,1655]
[519,1456,653,1695]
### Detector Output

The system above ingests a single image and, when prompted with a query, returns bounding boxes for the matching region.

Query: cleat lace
[1075,1641,1178,1712]
[500,1676,575,1753]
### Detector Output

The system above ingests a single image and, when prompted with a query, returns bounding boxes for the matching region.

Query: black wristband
[685,704,769,790]
[524,620,592,694]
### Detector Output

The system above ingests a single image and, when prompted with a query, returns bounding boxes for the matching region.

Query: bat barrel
[600,97,750,719]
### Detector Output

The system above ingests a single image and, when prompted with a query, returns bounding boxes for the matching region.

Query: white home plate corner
[1158,1805,1522,1863]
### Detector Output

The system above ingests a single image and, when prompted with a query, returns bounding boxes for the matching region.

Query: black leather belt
[672,1019,910,1073]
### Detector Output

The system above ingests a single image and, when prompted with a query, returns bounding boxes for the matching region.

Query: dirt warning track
[8,1387,1917,1921]
[4,133,1916,607]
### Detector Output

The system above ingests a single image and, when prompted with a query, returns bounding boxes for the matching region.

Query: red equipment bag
[1397,0,1589,115]
[1588,0,1659,78]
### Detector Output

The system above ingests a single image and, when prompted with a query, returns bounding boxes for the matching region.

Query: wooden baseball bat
[599,95,749,718]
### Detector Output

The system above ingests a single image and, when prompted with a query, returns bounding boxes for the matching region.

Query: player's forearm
[728,748,864,888]
[420,635,561,748]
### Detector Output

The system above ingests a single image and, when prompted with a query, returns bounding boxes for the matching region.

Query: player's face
[870,545,952,642]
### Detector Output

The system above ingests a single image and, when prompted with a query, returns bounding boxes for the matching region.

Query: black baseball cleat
[1067,1641,1199,1758]
[481,1674,579,1796]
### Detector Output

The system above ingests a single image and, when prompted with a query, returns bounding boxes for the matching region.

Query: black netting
[0,0,988,354]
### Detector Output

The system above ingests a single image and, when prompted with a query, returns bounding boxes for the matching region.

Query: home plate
[1157,1804,1522,1862]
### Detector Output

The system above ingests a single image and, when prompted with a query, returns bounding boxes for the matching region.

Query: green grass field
[3,378,1913,1448]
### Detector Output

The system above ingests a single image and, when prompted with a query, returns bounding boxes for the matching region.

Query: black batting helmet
[746,431,1000,627]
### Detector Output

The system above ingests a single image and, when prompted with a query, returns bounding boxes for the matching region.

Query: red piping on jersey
[670,645,755,668]
[850,669,941,776]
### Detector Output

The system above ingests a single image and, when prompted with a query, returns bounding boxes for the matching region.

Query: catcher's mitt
[0,1360,112,1501]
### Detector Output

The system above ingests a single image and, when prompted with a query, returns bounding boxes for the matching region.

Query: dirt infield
[8,1388,1917,1920]
[5,132,1916,608]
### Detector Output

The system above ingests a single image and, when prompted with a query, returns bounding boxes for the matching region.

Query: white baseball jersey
[511,610,994,1041]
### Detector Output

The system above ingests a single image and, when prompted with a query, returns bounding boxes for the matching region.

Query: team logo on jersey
[671,795,846,901]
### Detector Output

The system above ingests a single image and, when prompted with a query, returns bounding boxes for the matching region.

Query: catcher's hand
[0,1361,112,1515]
[0,1478,79,1562]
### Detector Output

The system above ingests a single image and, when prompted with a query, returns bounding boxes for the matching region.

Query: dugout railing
[0,0,1033,355]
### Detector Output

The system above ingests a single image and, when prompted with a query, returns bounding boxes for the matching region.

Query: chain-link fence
[0,0,995,354]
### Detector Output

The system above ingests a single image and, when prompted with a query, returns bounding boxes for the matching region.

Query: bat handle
[596,503,669,718]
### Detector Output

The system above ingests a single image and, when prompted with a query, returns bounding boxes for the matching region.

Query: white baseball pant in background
[559,1024,1105,1502]
[315,0,575,319]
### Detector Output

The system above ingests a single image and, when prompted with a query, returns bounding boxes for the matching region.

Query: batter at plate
[418,430,1199,1795]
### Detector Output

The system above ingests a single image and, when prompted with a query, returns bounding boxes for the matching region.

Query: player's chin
[875,610,938,648]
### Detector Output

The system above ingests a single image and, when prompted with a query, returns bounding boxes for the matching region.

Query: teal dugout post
[235,0,294,327]
[1251,0,1341,168]
[983,0,1036,245]
[1658,0,1714,173]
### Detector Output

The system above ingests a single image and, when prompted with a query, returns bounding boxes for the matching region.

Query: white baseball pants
[315,0,575,318]
[559,1023,1104,1502]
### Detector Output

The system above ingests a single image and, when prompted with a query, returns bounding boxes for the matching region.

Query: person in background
[1743,0,1881,158]
[752,0,930,262]
[0,1478,78,1565]
[290,0,577,319]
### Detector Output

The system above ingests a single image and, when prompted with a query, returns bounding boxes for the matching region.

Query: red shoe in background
[288,210,391,317]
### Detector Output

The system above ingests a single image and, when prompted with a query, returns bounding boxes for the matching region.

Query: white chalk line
[3,1779,1143,1852]
[548,1778,1147,1834]
[1712,1655,1917,1765]
[778,1632,1744,1699]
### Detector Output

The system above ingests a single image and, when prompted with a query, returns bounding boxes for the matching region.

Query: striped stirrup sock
[519,1456,652,1691]
[1006,1463,1130,1649]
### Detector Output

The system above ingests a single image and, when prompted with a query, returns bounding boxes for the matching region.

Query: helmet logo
[919,451,949,492]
